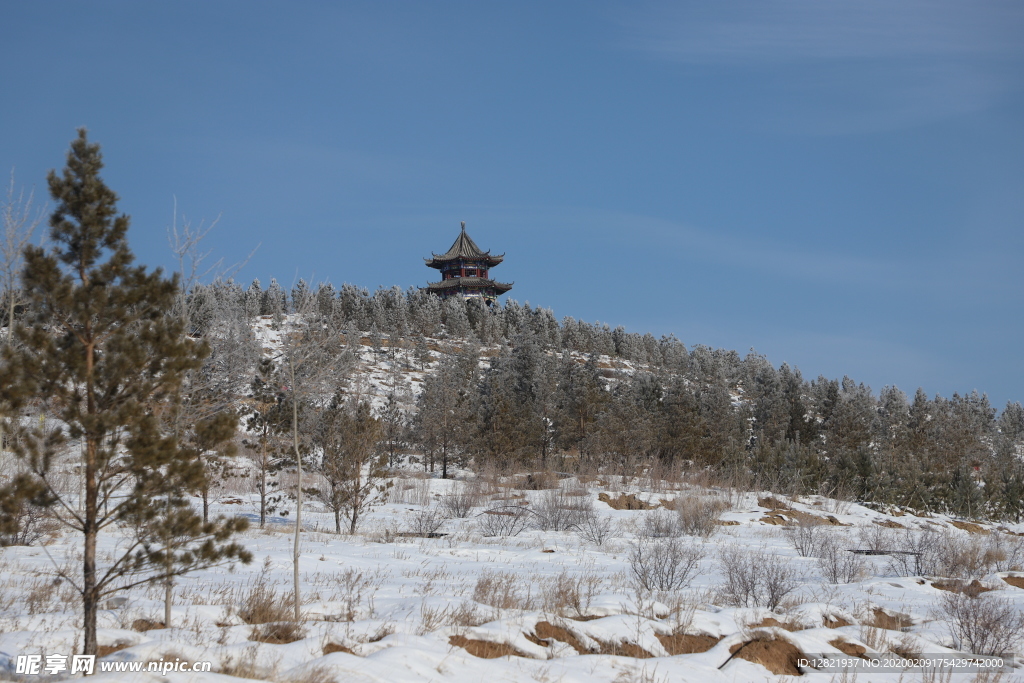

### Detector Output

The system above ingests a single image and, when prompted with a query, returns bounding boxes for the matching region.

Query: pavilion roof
[425,222,504,268]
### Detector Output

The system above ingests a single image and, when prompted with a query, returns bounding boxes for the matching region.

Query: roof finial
[460,221,466,232]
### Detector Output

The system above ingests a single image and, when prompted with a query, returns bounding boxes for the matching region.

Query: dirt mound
[1001,575,1024,589]
[822,615,853,628]
[871,608,912,631]
[449,635,527,659]
[728,637,806,676]
[97,641,133,658]
[657,633,721,655]
[932,579,994,597]
[534,621,590,654]
[598,493,654,510]
[758,496,791,510]
[595,640,653,658]
[950,520,988,535]
[322,642,354,655]
[873,519,905,529]
[829,639,867,659]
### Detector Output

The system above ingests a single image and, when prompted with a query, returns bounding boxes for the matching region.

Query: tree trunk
[334,508,341,535]
[202,485,209,524]
[290,357,301,624]
[259,440,267,529]
[164,579,173,628]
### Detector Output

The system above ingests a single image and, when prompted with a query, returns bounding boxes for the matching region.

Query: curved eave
[425,277,513,294]
[424,253,505,269]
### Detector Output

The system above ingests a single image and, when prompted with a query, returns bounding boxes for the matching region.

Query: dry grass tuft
[823,615,853,629]
[237,565,293,625]
[250,621,305,644]
[757,496,791,511]
[870,608,912,631]
[131,618,165,631]
[473,571,533,610]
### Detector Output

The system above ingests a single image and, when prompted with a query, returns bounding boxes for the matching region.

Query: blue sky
[2,1,1023,408]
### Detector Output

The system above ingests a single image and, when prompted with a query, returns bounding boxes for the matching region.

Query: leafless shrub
[533,488,591,532]
[857,525,897,554]
[540,570,601,618]
[575,507,613,546]
[937,592,1024,655]
[478,504,530,537]
[439,486,479,519]
[674,495,728,539]
[0,497,58,547]
[406,507,445,537]
[717,546,799,610]
[889,529,1005,580]
[816,535,869,584]
[638,510,680,538]
[629,538,705,591]
[417,600,487,634]
[472,570,533,610]
[787,517,827,557]
[984,532,1024,572]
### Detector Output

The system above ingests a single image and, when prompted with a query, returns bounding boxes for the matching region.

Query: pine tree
[0,131,251,655]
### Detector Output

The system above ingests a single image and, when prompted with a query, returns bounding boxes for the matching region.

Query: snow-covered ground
[2,475,1023,683]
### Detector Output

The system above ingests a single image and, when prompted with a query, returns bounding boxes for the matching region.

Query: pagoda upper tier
[424,222,512,303]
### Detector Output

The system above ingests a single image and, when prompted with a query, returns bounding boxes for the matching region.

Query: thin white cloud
[618,1,1024,133]
[624,1,1023,64]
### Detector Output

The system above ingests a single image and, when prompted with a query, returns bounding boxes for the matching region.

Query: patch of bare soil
[1001,575,1024,589]
[822,615,853,628]
[760,509,848,527]
[932,579,994,597]
[950,521,988,535]
[449,635,528,659]
[322,643,354,655]
[598,493,654,510]
[871,609,912,631]
[727,637,806,676]
[657,633,722,655]
[534,621,591,654]
[829,639,868,659]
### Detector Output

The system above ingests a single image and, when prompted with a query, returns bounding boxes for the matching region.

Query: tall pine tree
[0,131,251,656]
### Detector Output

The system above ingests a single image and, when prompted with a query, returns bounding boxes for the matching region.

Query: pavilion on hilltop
[424,222,512,304]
